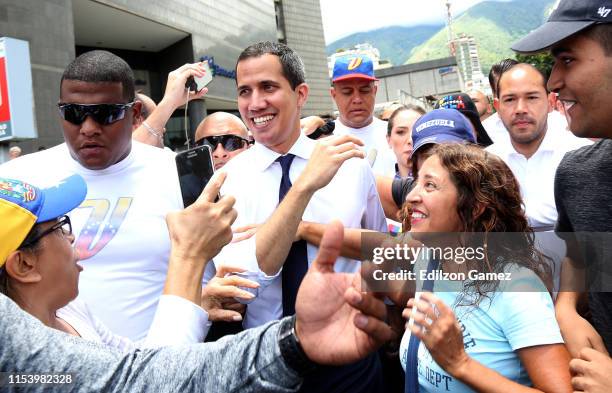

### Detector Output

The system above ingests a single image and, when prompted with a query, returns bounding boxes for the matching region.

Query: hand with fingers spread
[295,220,396,365]
[294,134,366,193]
[403,292,470,377]
[570,348,612,393]
[163,172,237,304]
[201,265,259,322]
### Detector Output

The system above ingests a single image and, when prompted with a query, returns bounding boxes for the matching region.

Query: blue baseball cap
[0,174,87,265]
[411,109,477,158]
[332,55,378,83]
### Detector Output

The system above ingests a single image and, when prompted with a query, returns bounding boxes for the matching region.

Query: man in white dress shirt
[214,41,388,393]
[329,55,396,177]
[487,62,590,291]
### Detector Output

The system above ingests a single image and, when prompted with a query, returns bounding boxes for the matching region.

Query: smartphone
[175,144,215,208]
[185,61,213,92]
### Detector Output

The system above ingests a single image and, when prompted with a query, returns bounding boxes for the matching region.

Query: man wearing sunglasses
[195,112,251,170]
[0,50,212,342]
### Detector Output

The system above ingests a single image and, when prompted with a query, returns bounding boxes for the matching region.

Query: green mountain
[325,25,442,67]
[325,0,557,73]
[407,0,556,72]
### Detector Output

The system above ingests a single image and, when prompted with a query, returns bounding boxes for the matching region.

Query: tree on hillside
[515,52,555,80]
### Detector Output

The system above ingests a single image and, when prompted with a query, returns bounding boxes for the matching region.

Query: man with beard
[486,62,590,232]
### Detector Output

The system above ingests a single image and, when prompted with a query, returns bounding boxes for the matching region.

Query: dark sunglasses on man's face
[195,134,250,152]
[57,102,135,125]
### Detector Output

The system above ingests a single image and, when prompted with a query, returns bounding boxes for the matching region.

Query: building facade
[0,0,332,155]
[453,34,488,92]
[374,57,463,106]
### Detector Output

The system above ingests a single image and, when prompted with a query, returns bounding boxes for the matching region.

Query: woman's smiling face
[406,154,462,233]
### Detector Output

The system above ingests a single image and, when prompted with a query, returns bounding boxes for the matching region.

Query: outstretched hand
[295,221,395,365]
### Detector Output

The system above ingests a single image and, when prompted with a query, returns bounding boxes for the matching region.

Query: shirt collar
[507,126,556,158]
[536,127,557,153]
[253,132,315,172]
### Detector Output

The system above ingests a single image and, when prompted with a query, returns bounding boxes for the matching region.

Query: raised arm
[132,63,208,147]
[255,135,365,275]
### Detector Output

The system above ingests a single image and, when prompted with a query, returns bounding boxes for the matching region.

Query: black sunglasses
[20,216,72,249]
[195,134,250,152]
[58,102,135,125]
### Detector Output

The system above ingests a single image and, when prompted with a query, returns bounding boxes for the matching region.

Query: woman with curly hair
[400,143,571,392]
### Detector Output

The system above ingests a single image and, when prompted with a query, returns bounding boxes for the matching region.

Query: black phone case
[175,145,214,207]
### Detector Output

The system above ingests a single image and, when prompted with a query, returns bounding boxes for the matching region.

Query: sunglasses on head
[58,102,135,125]
[195,134,250,152]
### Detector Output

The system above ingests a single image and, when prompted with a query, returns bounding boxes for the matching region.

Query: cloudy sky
[320,0,508,44]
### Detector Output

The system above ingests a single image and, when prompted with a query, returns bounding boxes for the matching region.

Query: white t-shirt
[0,142,184,340]
[212,132,388,328]
[400,262,563,393]
[334,117,397,177]
[57,295,210,352]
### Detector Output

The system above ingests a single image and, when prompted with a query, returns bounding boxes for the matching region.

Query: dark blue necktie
[277,154,309,317]
[405,258,439,393]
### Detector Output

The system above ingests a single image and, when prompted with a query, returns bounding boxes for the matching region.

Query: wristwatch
[278,316,317,376]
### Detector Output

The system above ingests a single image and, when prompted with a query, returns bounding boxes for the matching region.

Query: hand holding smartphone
[175,144,216,208]
[185,61,214,92]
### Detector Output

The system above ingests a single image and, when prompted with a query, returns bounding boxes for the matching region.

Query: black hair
[386,104,426,136]
[488,58,519,97]
[496,62,548,98]
[61,50,135,101]
[236,41,306,89]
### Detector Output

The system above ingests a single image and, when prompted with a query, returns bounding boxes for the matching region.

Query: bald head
[8,146,21,160]
[467,90,492,121]
[196,112,248,141]
[195,112,249,169]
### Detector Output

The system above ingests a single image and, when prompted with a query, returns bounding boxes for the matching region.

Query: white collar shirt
[487,123,592,229]
[212,132,388,328]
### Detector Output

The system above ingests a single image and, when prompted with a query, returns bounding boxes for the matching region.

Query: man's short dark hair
[236,41,305,89]
[61,50,135,101]
[495,63,547,98]
[489,58,519,97]
[583,24,612,56]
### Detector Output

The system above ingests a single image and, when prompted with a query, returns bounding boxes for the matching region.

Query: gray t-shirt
[0,293,301,392]
[554,138,612,354]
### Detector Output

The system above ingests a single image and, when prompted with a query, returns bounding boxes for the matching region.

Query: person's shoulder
[57,298,94,322]
[371,117,388,128]
[133,141,176,159]
[557,138,610,173]
[496,263,549,293]
[484,141,509,158]
[221,147,256,174]
[0,144,70,179]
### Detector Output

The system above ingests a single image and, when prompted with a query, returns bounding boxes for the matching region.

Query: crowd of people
[1,0,611,392]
